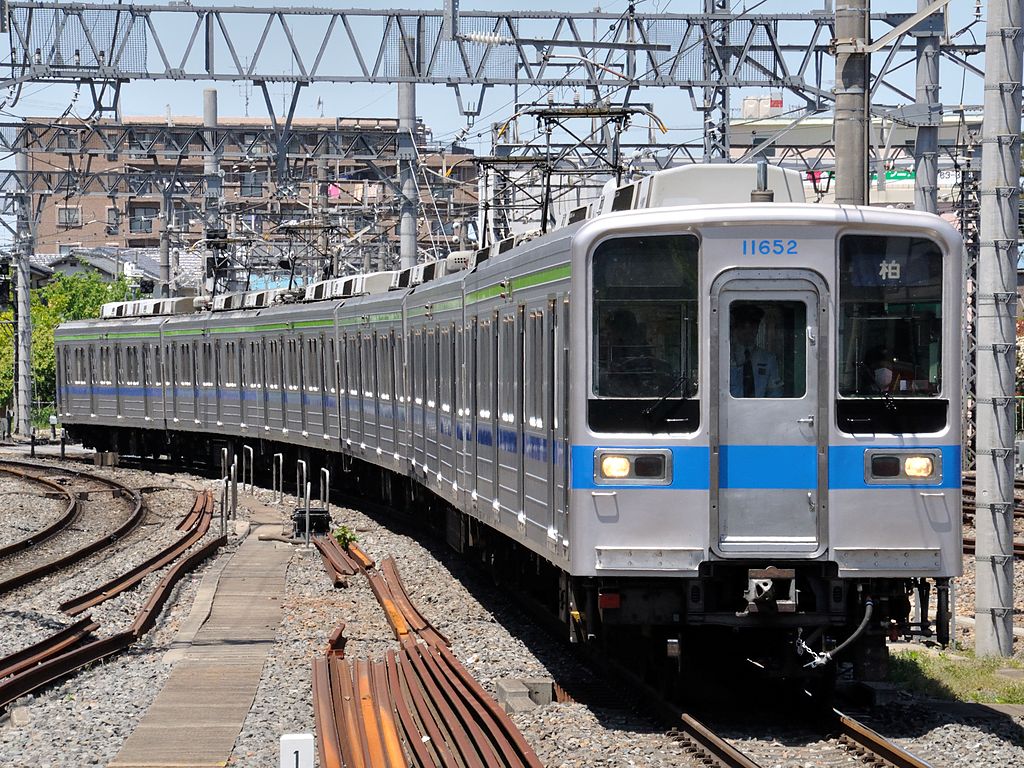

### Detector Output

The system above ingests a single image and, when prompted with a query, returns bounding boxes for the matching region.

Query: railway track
[0,490,223,711]
[0,464,78,558]
[0,460,144,596]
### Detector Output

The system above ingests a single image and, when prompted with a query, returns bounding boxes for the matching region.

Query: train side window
[305,337,320,393]
[525,311,545,428]
[201,343,213,386]
[178,344,191,386]
[498,315,516,423]
[425,329,437,409]
[224,342,237,387]
[287,339,299,390]
[267,339,278,389]
[327,338,337,394]
[153,344,162,386]
[76,349,87,384]
[376,334,388,400]
[438,327,450,413]
[837,235,946,433]
[476,320,492,418]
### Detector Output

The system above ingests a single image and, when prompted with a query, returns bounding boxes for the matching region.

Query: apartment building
[28,115,479,260]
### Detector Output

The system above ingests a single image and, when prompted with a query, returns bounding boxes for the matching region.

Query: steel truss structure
[2,4,979,119]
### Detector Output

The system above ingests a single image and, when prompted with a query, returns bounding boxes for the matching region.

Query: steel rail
[0,466,78,559]
[392,646,459,767]
[355,659,392,767]
[381,557,450,647]
[175,494,206,531]
[421,641,531,768]
[333,656,370,768]
[673,714,765,768]
[59,491,213,615]
[0,471,144,597]
[312,657,344,768]
[401,638,486,768]
[384,649,443,768]
[347,542,376,571]
[833,710,933,768]
[0,534,225,711]
[0,615,99,680]
[312,535,359,587]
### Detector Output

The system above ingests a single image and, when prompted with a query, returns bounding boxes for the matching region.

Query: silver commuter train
[56,164,963,681]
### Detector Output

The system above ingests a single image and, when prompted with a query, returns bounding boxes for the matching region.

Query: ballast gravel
[1,453,1023,768]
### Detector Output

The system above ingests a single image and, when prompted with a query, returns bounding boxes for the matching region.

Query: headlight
[594,450,671,484]
[904,456,934,478]
[601,455,632,479]
[865,450,941,484]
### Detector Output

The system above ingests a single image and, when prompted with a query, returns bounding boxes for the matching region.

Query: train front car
[567,185,962,686]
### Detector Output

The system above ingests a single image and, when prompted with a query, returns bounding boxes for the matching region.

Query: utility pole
[398,81,418,270]
[398,26,421,271]
[834,0,870,205]
[159,187,173,297]
[13,143,32,436]
[912,0,941,213]
[203,89,222,295]
[316,156,330,275]
[975,0,1023,658]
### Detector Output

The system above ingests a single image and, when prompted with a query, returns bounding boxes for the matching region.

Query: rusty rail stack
[313,537,543,768]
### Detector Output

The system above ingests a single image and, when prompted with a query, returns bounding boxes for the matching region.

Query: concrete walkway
[109,507,292,768]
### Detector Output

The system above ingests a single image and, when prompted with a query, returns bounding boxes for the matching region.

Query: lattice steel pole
[702,0,731,162]
[975,0,1023,658]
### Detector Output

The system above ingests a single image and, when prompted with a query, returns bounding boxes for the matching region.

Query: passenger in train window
[865,347,896,393]
[729,304,783,398]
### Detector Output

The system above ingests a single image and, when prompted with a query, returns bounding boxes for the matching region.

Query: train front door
[710,270,827,557]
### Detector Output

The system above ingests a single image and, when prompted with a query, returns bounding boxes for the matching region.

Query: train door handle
[797,415,815,425]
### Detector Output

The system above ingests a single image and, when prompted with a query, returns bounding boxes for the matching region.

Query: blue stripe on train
[61,387,959,491]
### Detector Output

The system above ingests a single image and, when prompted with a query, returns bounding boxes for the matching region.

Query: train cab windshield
[836,234,946,433]
[589,234,699,433]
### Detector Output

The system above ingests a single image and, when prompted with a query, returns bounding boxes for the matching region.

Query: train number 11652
[742,238,798,256]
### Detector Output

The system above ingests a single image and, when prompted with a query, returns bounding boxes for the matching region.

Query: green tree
[0,271,130,413]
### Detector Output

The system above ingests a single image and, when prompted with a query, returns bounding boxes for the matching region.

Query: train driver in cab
[729,304,783,398]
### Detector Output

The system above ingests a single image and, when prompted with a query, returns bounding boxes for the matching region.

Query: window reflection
[838,236,942,398]
[592,235,699,399]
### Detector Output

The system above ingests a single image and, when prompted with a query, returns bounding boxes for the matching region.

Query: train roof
[78,164,959,326]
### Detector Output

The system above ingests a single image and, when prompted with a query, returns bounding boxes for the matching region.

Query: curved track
[0,464,78,558]
[0,459,143,596]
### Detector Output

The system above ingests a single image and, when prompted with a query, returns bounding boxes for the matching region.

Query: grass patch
[890,649,1024,704]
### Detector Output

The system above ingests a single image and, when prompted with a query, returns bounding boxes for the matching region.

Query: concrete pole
[912,0,940,213]
[14,146,32,436]
[203,89,222,295]
[398,82,418,270]
[159,188,172,297]
[834,0,870,205]
[975,0,1023,658]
